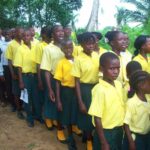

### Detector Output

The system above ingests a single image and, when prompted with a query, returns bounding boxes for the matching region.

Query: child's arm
[37,64,43,90]
[75,77,87,114]
[45,70,55,102]
[56,80,62,112]
[124,124,136,150]
[18,67,24,89]
[8,60,17,80]
[94,117,110,150]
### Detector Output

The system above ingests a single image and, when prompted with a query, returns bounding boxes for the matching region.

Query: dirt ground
[0,106,85,150]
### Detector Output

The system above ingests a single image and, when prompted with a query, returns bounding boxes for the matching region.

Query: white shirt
[0,41,11,66]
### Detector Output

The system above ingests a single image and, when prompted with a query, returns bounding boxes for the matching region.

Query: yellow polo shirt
[88,79,125,129]
[93,47,107,58]
[73,45,83,57]
[54,58,75,87]
[133,54,150,73]
[5,39,22,65]
[40,43,64,75]
[13,43,37,73]
[71,52,99,84]
[35,41,48,64]
[124,94,150,134]
[31,38,39,45]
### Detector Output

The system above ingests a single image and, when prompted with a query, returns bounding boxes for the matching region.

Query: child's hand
[12,74,18,80]
[19,81,25,90]
[129,141,136,150]
[101,142,110,150]
[48,89,55,102]
[79,102,87,114]
[0,76,5,81]
[57,101,63,112]
[38,80,44,90]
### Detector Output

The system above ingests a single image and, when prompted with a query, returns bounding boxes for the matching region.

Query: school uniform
[73,45,83,57]
[122,94,150,150]
[71,51,99,131]
[1,40,14,106]
[13,43,41,124]
[88,79,125,150]
[133,54,150,73]
[40,43,64,120]
[54,57,77,126]
[5,39,22,96]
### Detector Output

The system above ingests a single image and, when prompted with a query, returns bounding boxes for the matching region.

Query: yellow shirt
[54,58,75,87]
[13,43,37,73]
[133,54,150,73]
[31,38,39,45]
[88,79,125,129]
[73,45,83,57]
[35,41,48,64]
[93,47,107,58]
[124,94,150,134]
[5,39,22,65]
[71,52,99,84]
[40,43,64,75]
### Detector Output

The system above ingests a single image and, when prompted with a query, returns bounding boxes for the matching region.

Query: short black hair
[91,32,103,41]
[77,32,96,44]
[100,52,119,67]
[126,61,142,77]
[129,70,150,92]
[134,35,150,56]
[61,39,72,48]
[51,24,63,34]
[105,31,121,43]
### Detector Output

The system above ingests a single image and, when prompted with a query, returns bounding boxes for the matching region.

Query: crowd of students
[0,25,150,150]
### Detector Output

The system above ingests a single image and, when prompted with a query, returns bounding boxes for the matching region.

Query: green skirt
[43,77,58,120]
[58,86,77,126]
[93,127,123,150]
[77,83,95,131]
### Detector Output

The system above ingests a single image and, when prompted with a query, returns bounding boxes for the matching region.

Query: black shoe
[36,118,44,124]
[17,111,25,120]
[67,136,77,150]
[27,121,34,128]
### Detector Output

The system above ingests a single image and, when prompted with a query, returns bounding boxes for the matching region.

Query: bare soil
[0,106,85,150]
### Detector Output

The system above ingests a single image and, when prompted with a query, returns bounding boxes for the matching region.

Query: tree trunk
[86,0,99,31]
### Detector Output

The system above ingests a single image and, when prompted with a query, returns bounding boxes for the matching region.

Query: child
[71,32,98,150]
[133,35,150,73]
[88,52,125,150]
[40,25,66,142]
[5,27,24,117]
[105,31,132,84]
[92,32,106,56]
[34,26,52,128]
[13,29,40,127]
[122,70,150,150]
[54,39,78,149]
[125,61,142,99]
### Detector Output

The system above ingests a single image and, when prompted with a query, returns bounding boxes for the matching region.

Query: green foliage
[0,0,82,29]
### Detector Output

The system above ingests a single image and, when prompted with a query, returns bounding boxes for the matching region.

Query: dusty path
[0,106,85,150]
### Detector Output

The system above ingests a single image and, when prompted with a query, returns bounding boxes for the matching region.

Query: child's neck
[15,38,22,44]
[103,77,115,86]
[140,50,147,60]
[112,49,120,56]
[66,56,73,60]
[54,41,61,48]
[136,91,147,102]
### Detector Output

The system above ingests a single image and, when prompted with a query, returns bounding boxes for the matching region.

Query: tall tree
[86,0,100,31]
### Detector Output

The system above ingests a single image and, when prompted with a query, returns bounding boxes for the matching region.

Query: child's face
[64,27,71,38]
[53,26,64,43]
[5,31,11,41]
[62,41,73,59]
[82,40,95,55]
[102,58,120,81]
[140,77,150,94]
[23,31,31,44]
[144,38,150,53]
[111,32,126,51]
[16,28,24,40]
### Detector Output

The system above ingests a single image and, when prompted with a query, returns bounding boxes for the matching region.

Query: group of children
[0,25,150,150]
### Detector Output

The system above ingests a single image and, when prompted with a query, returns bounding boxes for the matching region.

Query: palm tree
[116,0,150,27]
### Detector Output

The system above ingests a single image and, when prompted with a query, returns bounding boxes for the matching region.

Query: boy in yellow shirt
[13,29,39,127]
[88,52,125,150]
[122,71,150,150]
[5,27,24,118]
[133,35,150,73]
